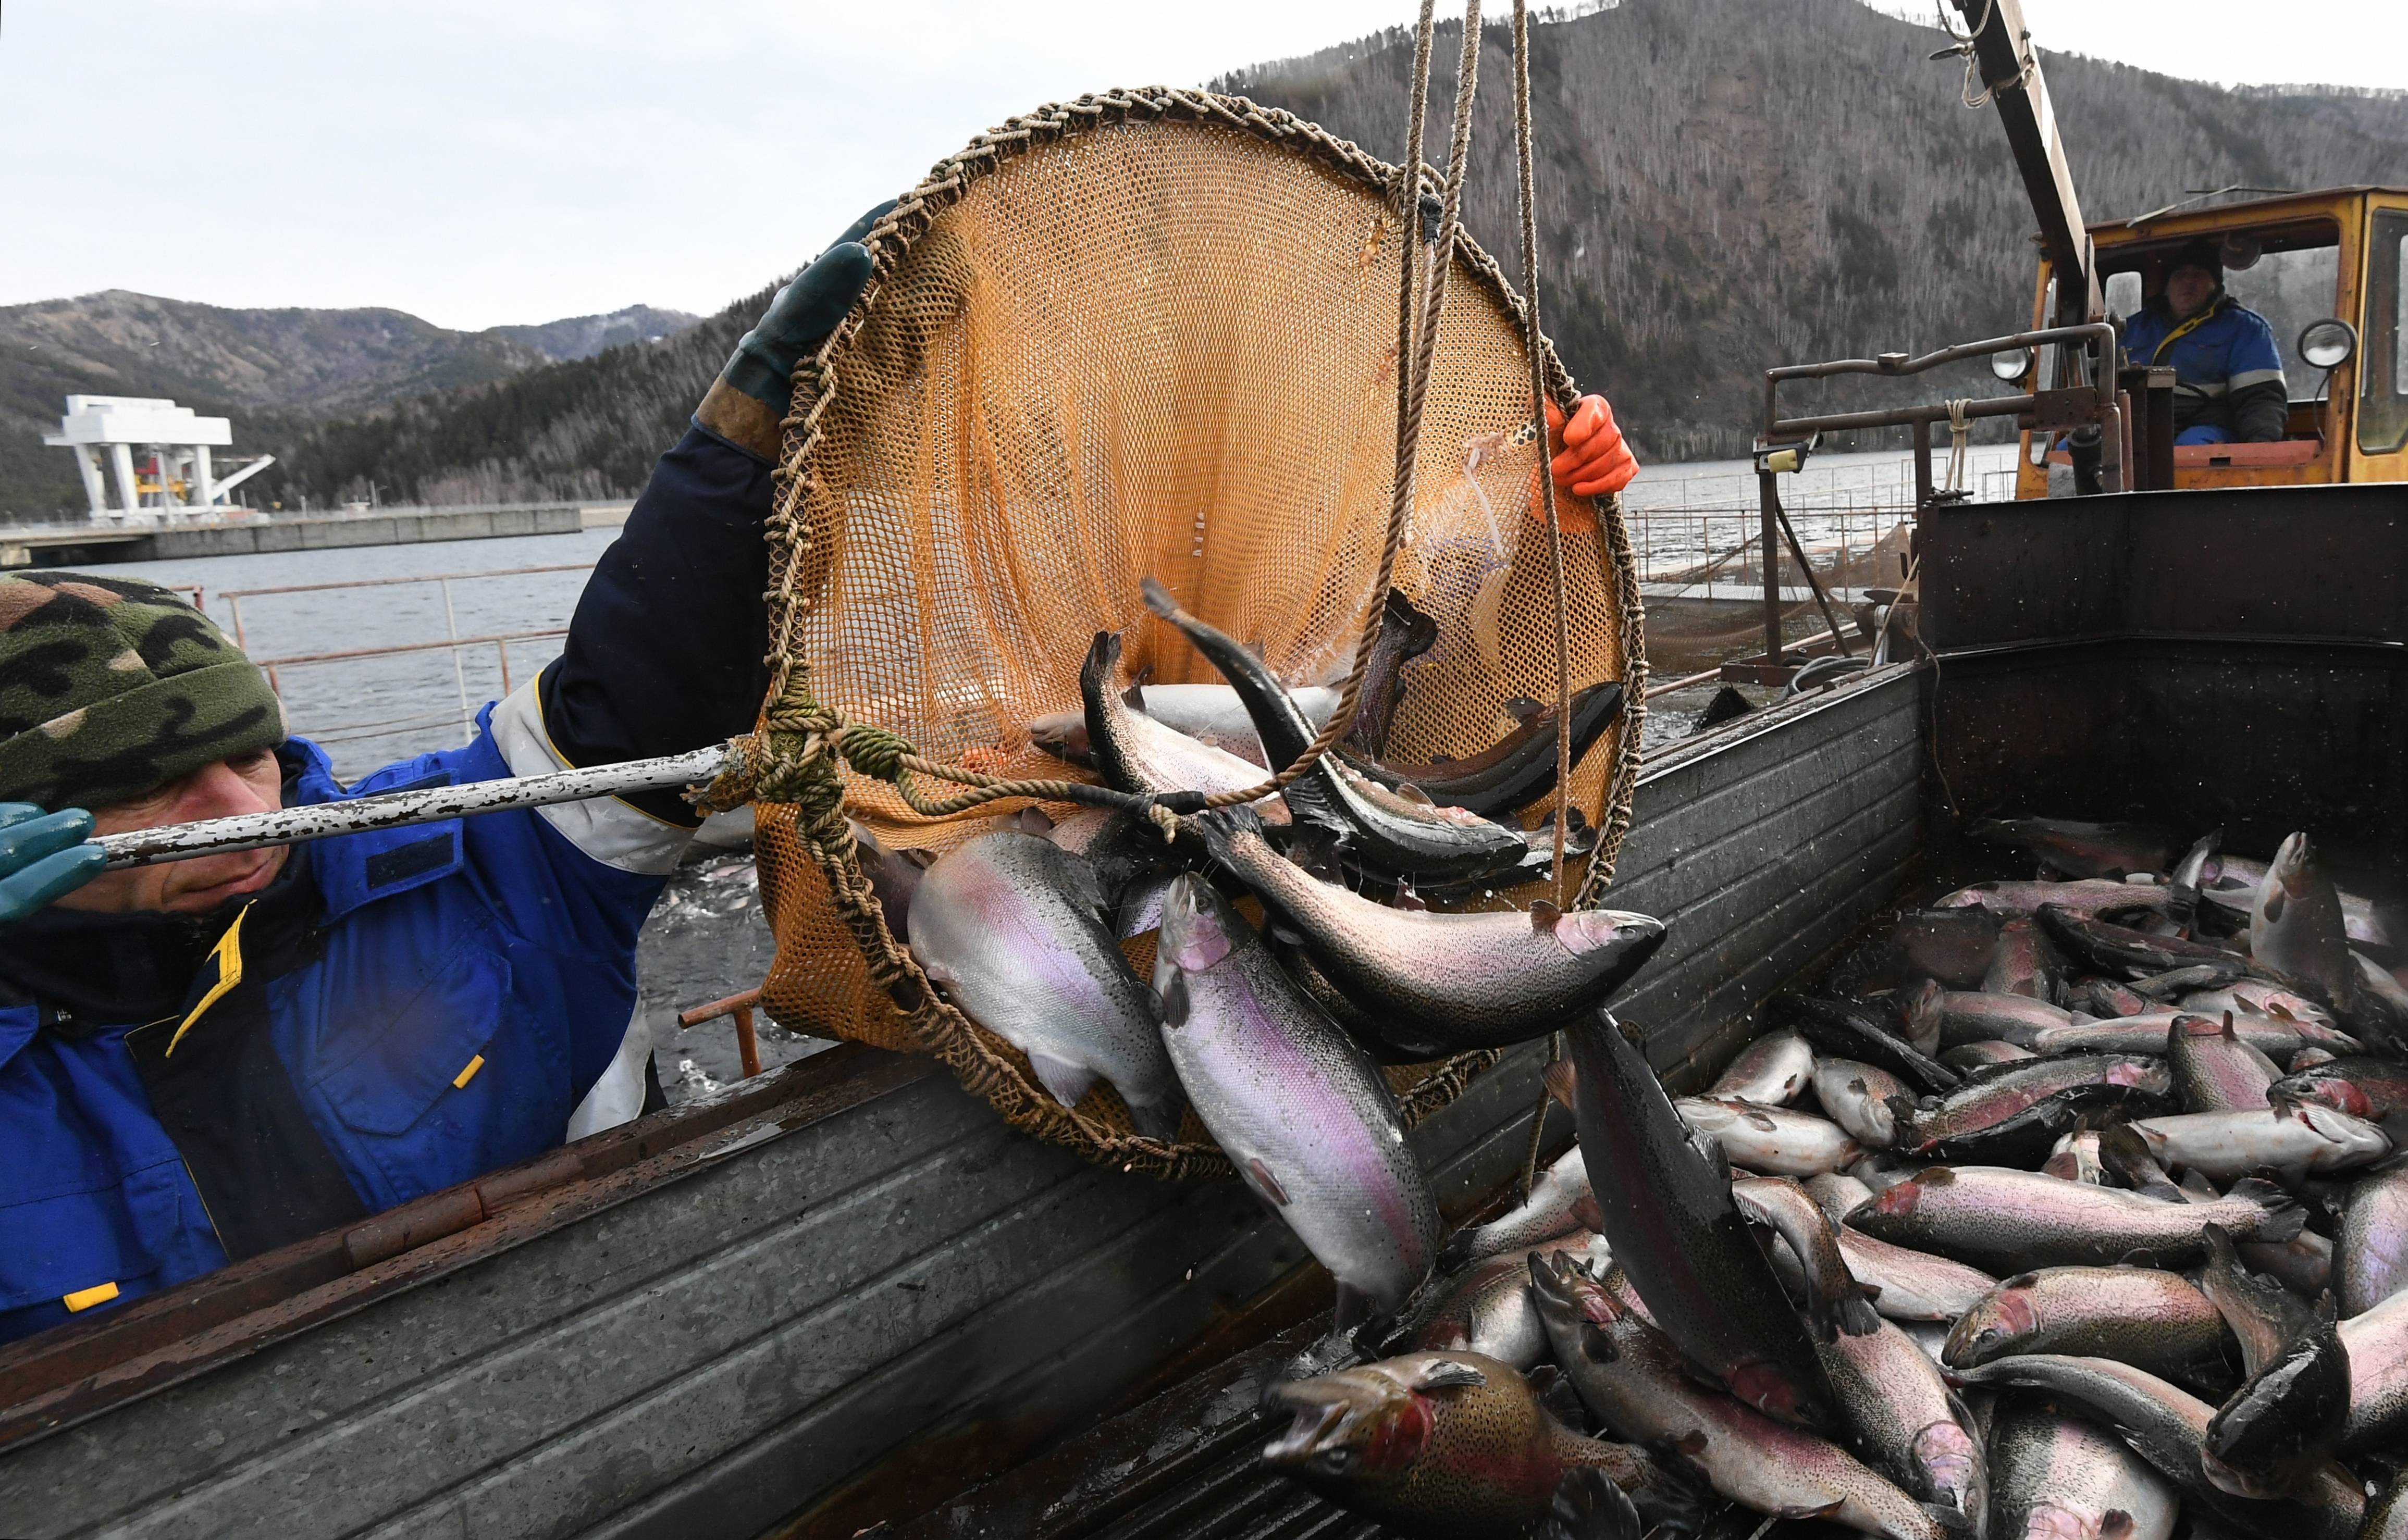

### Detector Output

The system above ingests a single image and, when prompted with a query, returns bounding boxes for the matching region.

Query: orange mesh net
[744,90,1646,1175]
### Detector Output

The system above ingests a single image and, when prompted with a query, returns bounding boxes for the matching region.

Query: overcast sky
[3,1,2400,332]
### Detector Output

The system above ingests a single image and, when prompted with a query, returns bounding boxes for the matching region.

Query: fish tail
[2228,1177,2308,1241]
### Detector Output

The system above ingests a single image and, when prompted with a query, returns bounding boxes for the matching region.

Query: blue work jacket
[0,422,777,1346]
[2121,293,2289,442]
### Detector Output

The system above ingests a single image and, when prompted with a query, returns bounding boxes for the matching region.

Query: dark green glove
[0,803,103,922]
[722,201,896,418]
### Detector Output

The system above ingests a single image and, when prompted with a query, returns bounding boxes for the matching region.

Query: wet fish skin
[2031,1011,2358,1059]
[2370,1470,2408,1540]
[1141,581,1531,885]
[1732,1175,1883,1340]
[1892,1054,2174,1166]
[2128,1104,2390,1183]
[1954,1354,2365,1540]
[908,831,1182,1136]
[2184,978,2340,1032]
[2202,853,2394,949]
[1773,994,1960,1095]
[1982,915,2061,1000]
[1941,1040,2039,1073]
[1343,588,1438,760]
[1967,817,2178,880]
[1441,1147,1602,1268]
[1942,1266,2235,1394]
[1814,1058,1910,1148]
[1807,1171,1875,1223]
[1676,1097,1863,1178]
[1983,1399,2179,1540]
[2270,1055,2408,1122]
[2342,1286,2408,1452]
[2199,1222,2315,1378]
[2070,975,2153,1020]
[1846,1164,2305,1271]
[1139,681,1341,766]
[1563,1013,1838,1428]
[2167,828,2221,938]
[2168,1012,2282,1113]
[2095,1121,2192,1204]
[2040,1127,2106,1184]
[1812,1312,1990,1530]
[1832,1225,1999,1323]
[2204,1293,2349,1498]
[1935,878,2172,921]
[2035,905,2252,986]
[2338,1158,2408,1317]
[2239,1227,2335,1298]
[1409,1233,1610,1370]
[1258,1349,1697,1538]
[2252,833,2357,1008]
[1198,807,1666,1053]
[1934,991,2072,1049]
[1078,631,1284,810]
[1710,1028,1814,1105]
[1343,681,1625,821]
[1153,874,1439,1311]
[1528,1253,1956,1540]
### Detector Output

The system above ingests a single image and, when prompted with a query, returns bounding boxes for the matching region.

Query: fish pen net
[737,88,1647,1178]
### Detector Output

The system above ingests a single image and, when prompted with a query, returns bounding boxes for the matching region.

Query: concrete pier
[0,500,629,568]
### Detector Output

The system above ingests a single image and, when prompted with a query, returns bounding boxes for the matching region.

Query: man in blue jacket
[0,210,1644,1347]
[2119,238,2291,445]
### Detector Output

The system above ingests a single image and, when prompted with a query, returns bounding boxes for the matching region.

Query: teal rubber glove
[0,803,104,921]
[721,200,896,418]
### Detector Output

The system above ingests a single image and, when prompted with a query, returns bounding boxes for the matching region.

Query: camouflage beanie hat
[0,573,286,811]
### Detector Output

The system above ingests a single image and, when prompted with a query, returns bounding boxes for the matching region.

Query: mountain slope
[0,292,702,518]
[1217,0,2408,459]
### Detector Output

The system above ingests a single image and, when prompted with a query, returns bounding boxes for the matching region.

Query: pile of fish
[1255,816,2408,1539]
[866,578,1658,1322]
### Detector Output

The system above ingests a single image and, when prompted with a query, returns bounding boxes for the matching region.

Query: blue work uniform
[2120,293,2290,444]
[0,422,776,1345]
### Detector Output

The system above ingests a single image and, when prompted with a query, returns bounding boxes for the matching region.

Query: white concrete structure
[42,395,275,522]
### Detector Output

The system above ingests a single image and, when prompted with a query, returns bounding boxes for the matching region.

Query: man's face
[2165,265,2219,320]
[53,749,288,915]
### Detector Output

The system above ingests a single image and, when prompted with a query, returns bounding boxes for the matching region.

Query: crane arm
[1946,0,2104,328]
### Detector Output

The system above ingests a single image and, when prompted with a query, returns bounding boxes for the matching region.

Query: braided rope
[738,83,1649,1178]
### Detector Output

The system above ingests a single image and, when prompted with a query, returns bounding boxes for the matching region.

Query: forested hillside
[1221,0,2408,457]
[9,0,2406,514]
[0,294,698,518]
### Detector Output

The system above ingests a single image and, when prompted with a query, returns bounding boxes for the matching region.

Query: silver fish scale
[1156,892,1439,1312]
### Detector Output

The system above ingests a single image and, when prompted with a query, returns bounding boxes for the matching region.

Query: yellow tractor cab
[2013,186,2408,496]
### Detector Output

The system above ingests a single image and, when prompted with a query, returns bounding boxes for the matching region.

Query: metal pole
[441,577,472,740]
[1912,419,1934,511]
[1757,468,1784,667]
[1774,505,1854,657]
[95,744,728,869]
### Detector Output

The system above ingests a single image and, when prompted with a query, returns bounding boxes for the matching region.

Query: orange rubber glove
[1548,394,1638,498]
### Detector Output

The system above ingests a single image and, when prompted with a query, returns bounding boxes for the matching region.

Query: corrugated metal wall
[0,667,1921,1540]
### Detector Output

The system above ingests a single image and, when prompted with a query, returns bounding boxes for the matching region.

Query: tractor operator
[0,209,1639,1345]
[2119,237,2290,445]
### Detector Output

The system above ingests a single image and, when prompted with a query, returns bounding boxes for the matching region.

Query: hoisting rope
[1943,396,1973,495]
[1510,0,1578,1203]
[1930,0,2027,111]
[701,2,1490,840]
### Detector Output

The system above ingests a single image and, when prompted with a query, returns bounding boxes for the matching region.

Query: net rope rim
[751,86,1651,1180]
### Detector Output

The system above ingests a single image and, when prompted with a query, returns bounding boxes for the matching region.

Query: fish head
[1157,873,1239,977]
[2270,1070,2369,1119]
[1525,1249,1628,1359]
[1534,905,1666,985]
[1942,1274,2041,1365]
[1261,1355,1493,1484]
[2293,1101,2390,1163]
[1910,1418,1983,1513]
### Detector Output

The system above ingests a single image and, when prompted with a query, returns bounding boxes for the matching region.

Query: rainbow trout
[1259,1350,1697,1538]
[1847,1164,2305,1271]
[1196,806,1664,1054]
[1943,1266,2235,1394]
[1153,874,1438,1311]
[1985,1399,2179,1540]
[907,831,1181,1137]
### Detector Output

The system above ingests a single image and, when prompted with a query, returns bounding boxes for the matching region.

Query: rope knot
[832,721,916,783]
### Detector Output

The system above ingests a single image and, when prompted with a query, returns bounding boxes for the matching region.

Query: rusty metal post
[1912,419,1934,511]
[1757,468,1784,667]
[680,987,768,1081]
[733,1002,762,1079]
